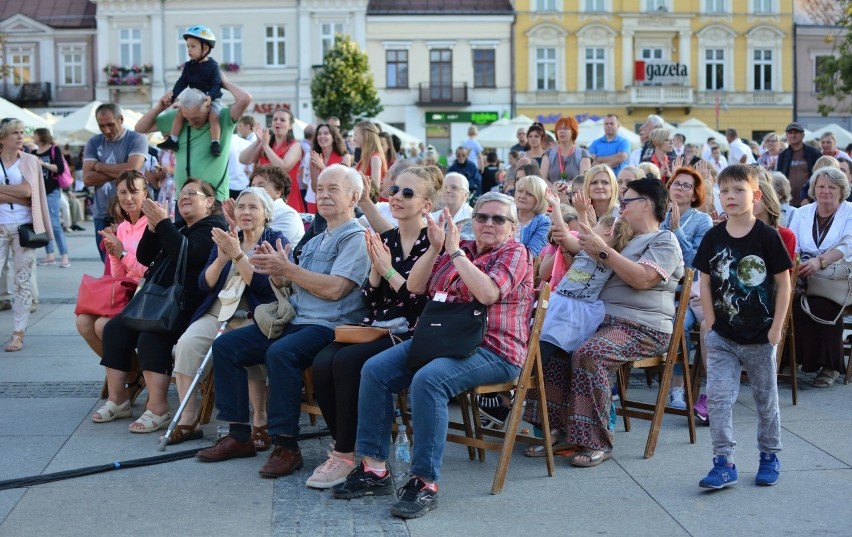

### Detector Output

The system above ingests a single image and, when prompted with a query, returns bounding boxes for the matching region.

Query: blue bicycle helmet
[183,25,216,49]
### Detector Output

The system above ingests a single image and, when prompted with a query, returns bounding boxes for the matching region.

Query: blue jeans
[45,190,67,256]
[355,339,519,482]
[93,217,107,262]
[212,322,334,436]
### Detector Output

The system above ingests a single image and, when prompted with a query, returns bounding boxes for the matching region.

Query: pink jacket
[109,216,148,282]
[16,152,53,239]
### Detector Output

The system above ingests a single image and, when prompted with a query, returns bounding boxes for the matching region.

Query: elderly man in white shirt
[227,116,257,200]
[725,128,756,165]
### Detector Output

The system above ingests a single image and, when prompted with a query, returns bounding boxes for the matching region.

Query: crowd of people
[4,33,849,516]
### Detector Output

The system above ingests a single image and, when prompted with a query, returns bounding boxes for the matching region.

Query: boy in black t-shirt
[693,163,792,490]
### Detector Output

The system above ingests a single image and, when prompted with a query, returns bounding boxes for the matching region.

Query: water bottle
[393,425,411,480]
[216,424,230,439]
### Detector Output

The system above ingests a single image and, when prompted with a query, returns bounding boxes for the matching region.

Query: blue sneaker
[699,456,738,489]
[755,452,780,486]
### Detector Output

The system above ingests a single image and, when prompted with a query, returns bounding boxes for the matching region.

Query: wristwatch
[818,256,828,269]
[120,251,127,260]
[598,249,609,261]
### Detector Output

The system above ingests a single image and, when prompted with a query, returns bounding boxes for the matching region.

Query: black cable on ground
[0,428,331,491]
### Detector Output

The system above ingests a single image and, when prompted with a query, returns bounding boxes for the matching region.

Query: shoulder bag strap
[174,236,188,287]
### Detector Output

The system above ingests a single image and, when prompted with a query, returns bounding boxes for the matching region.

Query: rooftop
[367,0,513,15]
[0,0,96,29]
[794,0,845,25]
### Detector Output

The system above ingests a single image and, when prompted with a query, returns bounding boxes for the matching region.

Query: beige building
[794,0,850,130]
[0,0,97,113]
[365,0,514,157]
[91,0,367,124]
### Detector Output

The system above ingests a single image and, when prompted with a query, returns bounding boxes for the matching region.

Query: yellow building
[514,0,794,141]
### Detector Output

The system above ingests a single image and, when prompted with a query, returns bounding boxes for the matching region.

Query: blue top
[519,213,550,257]
[588,134,630,175]
[661,207,713,268]
[172,58,223,100]
[448,158,482,195]
[189,227,287,325]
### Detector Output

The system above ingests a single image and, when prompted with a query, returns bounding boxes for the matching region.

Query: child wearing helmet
[158,25,224,157]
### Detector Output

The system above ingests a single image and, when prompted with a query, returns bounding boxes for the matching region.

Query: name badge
[434,292,448,302]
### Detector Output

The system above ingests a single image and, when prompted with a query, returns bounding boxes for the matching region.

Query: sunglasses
[473,212,511,226]
[179,189,207,199]
[388,185,421,200]
[0,118,17,126]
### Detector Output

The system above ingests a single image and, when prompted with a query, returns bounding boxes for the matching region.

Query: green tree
[815,2,852,115]
[311,34,382,131]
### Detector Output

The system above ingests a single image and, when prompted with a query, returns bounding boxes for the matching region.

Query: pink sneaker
[693,394,709,425]
[306,451,355,489]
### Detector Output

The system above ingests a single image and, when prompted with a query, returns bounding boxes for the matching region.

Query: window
[705,49,725,90]
[814,55,834,93]
[706,0,726,13]
[119,28,142,67]
[176,28,187,66]
[641,48,664,61]
[320,23,344,58]
[265,25,286,66]
[430,49,452,100]
[221,26,242,65]
[584,0,605,11]
[753,49,772,91]
[473,49,495,88]
[585,48,605,90]
[645,0,668,11]
[60,46,85,86]
[7,46,34,85]
[386,49,408,89]
[536,48,556,90]
[753,0,773,13]
[535,0,556,11]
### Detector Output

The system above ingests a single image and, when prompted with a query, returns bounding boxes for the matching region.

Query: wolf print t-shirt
[693,220,793,344]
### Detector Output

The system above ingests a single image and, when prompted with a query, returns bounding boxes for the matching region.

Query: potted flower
[222,62,241,73]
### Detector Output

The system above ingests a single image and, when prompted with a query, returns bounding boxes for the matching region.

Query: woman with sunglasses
[94,179,226,432]
[0,118,52,352]
[758,133,782,171]
[523,123,547,166]
[306,165,441,489]
[333,191,534,519]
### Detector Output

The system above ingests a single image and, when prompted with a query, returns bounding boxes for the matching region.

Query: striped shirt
[428,239,534,367]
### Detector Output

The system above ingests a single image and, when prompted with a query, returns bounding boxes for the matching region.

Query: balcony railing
[1,82,51,106]
[417,83,469,106]
[629,85,693,104]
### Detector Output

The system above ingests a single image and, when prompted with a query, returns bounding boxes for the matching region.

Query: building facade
[514,0,794,142]
[365,0,514,157]
[0,0,97,112]
[793,0,850,130]
[91,0,367,125]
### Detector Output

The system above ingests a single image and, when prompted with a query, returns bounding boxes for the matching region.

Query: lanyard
[0,157,13,210]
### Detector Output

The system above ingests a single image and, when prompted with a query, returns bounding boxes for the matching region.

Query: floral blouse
[362,227,430,329]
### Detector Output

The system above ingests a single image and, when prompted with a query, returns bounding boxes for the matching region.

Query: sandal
[125,352,146,405]
[813,369,839,388]
[129,409,171,433]
[570,449,612,468]
[252,424,271,452]
[92,400,132,423]
[4,331,24,352]
[163,424,204,445]
[523,429,564,457]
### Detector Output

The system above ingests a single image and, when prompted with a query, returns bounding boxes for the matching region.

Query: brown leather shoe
[258,445,304,478]
[196,435,257,462]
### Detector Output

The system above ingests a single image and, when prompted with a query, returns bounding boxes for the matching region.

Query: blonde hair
[637,162,661,180]
[583,164,619,215]
[0,119,24,149]
[754,169,782,229]
[400,165,444,203]
[649,127,672,148]
[597,215,635,253]
[814,155,840,171]
[354,121,386,175]
[515,175,549,215]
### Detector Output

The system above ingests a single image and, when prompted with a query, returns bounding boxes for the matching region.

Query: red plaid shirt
[428,239,534,368]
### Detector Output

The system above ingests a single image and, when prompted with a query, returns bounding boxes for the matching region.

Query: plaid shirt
[428,239,534,368]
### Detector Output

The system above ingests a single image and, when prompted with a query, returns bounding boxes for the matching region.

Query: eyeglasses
[669,181,694,191]
[444,185,467,193]
[0,118,17,126]
[179,190,207,199]
[388,185,422,200]
[473,212,511,226]
[619,196,647,210]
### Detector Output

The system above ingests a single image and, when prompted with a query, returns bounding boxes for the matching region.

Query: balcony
[417,83,469,106]
[516,90,619,106]
[629,86,693,105]
[696,91,793,106]
[1,82,51,106]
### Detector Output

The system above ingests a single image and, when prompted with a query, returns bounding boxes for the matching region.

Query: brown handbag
[334,324,391,344]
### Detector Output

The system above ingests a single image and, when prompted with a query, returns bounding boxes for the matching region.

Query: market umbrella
[476,118,517,149]
[0,98,51,131]
[673,118,729,152]
[575,119,642,150]
[53,101,142,144]
[371,119,422,149]
[808,123,852,148]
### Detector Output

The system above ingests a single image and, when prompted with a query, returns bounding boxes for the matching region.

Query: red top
[357,151,387,183]
[778,226,796,264]
[259,139,305,213]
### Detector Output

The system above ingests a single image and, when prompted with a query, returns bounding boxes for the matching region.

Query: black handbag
[406,300,488,371]
[17,223,48,249]
[121,238,188,333]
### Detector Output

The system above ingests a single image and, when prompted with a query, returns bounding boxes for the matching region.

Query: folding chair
[445,284,554,495]
[301,368,322,426]
[616,270,696,459]
[774,266,799,404]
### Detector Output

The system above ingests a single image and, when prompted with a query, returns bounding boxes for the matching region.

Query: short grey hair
[473,192,518,224]
[388,159,415,181]
[444,172,469,192]
[647,114,664,128]
[808,166,851,201]
[320,163,363,198]
[236,187,275,225]
[177,88,208,110]
[770,172,792,203]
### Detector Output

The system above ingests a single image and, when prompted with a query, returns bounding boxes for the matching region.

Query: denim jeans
[212,322,334,436]
[45,190,68,256]
[704,329,781,461]
[355,339,519,482]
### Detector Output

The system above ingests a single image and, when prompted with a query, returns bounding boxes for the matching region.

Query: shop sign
[253,102,291,114]
[425,111,499,124]
[634,61,688,85]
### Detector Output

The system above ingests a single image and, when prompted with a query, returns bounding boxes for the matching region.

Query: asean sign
[253,103,291,114]
[634,61,688,86]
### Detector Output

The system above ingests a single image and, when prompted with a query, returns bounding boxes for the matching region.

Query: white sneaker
[668,386,687,410]
[306,451,355,489]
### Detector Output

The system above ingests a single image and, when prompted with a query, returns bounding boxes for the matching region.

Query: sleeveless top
[259,139,305,213]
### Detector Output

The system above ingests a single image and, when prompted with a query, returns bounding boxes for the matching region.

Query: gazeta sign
[634,61,688,86]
